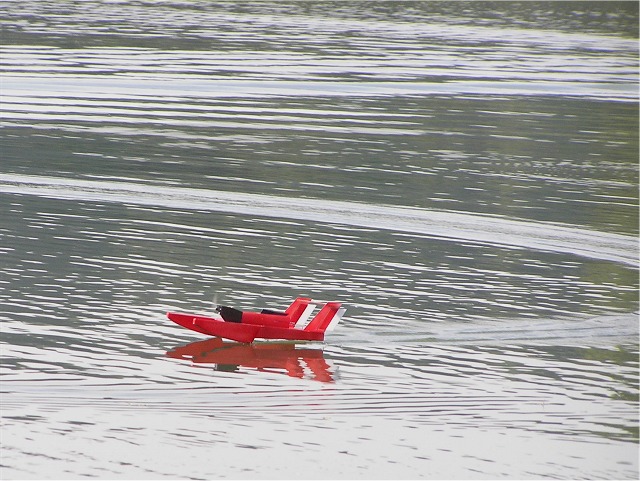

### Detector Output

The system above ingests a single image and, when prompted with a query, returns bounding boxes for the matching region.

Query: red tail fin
[304,302,345,333]
[285,297,312,318]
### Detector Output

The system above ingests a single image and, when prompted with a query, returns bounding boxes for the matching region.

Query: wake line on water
[3,77,638,102]
[1,174,637,267]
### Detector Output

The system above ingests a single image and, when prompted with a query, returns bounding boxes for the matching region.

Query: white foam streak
[2,174,637,267]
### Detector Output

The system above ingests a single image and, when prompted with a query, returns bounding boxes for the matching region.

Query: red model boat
[167,297,345,343]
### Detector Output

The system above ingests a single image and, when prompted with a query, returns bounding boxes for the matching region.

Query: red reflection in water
[166,338,334,383]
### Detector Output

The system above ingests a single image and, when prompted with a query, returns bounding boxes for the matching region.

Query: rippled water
[1,1,638,479]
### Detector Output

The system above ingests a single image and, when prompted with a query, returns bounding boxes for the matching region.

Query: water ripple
[2,174,636,266]
[1,2,638,478]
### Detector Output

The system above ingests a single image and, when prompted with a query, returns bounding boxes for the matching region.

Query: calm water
[1,1,639,479]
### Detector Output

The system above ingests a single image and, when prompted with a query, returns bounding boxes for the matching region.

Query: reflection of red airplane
[167,338,334,382]
[167,297,345,343]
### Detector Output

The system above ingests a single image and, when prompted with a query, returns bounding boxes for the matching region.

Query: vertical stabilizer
[304,302,345,333]
[294,303,317,328]
[324,307,345,332]
[285,297,313,326]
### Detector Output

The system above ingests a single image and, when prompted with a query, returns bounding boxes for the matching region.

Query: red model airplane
[166,297,345,343]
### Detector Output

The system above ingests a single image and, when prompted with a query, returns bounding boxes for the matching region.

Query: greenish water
[1,1,638,479]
